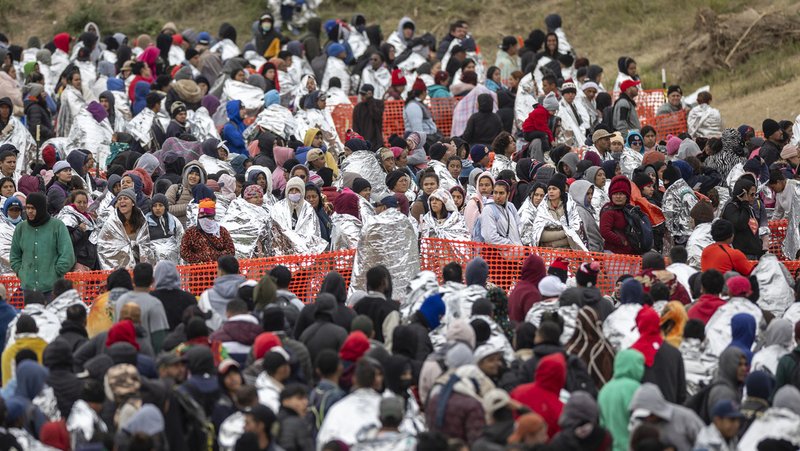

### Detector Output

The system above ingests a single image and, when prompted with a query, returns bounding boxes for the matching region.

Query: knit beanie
[666,135,682,156]
[547,173,567,194]
[726,276,752,297]
[115,188,137,204]
[619,278,644,304]
[339,331,370,361]
[385,170,406,190]
[352,177,371,194]
[632,171,653,190]
[744,371,775,401]
[419,294,446,330]
[542,92,559,112]
[430,143,448,161]
[575,261,600,288]
[465,257,489,287]
[662,162,681,186]
[762,119,780,138]
[547,257,569,283]
[470,145,489,163]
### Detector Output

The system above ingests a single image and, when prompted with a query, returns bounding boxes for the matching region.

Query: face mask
[288,193,302,203]
[261,23,272,32]
[198,217,220,236]
[7,215,21,225]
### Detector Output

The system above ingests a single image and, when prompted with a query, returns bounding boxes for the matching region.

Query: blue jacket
[222,100,248,156]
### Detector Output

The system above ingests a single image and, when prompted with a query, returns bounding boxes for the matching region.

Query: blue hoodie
[132,81,151,116]
[222,100,247,156]
[12,360,49,435]
[729,312,756,364]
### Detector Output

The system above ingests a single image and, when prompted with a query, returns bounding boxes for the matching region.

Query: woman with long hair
[97,188,153,269]
[57,189,99,271]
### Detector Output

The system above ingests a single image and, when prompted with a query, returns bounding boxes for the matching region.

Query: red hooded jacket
[521,105,554,142]
[510,353,567,439]
[687,294,726,324]
[508,254,546,322]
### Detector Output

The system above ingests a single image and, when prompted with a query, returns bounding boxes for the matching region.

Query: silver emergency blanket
[46,289,88,322]
[67,400,108,449]
[111,91,132,133]
[155,138,203,173]
[420,212,469,241]
[784,303,800,328]
[56,85,85,137]
[186,202,198,227]
[0,220,13,274]
[221,197,271,259]
[270,199,327,256]
[218,411,245,451]
[125,107,157,148]
[295,108,343,154]
[0,116,38,178]
[67,110,113,169]
[210,39,241,61]
[443,283,487,325]
[350,209,421,300]
[75,60,97,102]
[359,196,376,223]
[329,213,363,251]
[198,154,234,176]
[471,314,515,364]
[400,271,440,321]
[150,215,185,264]
[490,155,516,179]
[529,199,588,251]
[9,428,57,451]
[221,79,265,111]
[619,148,643,179]
[96,214,154,270]
[679,338,716,396]
[91,189,115,230]
[5,304,61,346]
[514,73,538,132]
[704,298,764,358]
[57,205,98,245]
[518,198,538,246]
[783,181,800,260]
[739,408,800,450]
[662,178,698,238]
[686,222,713,269]
[249,105,297,140]
[752,254,794,316]
[338,151,391,198]
[525,300,578,345]
[602,304,643,352]
[187,107,221,142]
[427,160,459,191]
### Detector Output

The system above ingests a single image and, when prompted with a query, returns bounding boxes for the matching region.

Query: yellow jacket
[2,334,47,385]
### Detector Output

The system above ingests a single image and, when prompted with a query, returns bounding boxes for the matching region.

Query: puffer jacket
[165,162,207,225]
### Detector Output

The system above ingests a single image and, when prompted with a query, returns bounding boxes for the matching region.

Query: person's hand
[78,223,88,232]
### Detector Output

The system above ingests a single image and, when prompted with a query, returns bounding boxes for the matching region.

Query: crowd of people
[0,4,797,451]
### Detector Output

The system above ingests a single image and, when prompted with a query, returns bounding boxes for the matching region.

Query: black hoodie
[43,339,83,417]
[461,93,503,146]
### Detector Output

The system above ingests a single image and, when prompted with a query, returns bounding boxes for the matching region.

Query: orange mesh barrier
[769,219,788,259]
[331,103,355,143]
[420,238,641,295]
[9,227,796,309]
[382,100,406,139]
[650,110,688,141]
[429,97,460,138]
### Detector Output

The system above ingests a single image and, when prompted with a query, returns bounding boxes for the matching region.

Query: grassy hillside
[4,0,800,125]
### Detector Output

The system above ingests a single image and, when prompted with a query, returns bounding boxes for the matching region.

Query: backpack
[684,381,724,423]
[173,388,215,451]
[621,204,653,254]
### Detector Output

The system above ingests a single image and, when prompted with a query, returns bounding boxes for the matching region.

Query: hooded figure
[12,360,50,436]
[728,312,756,364]
[751,318,794,376]
[150,261,197,330]
[462,93,502,147]
[269,176,327,255]
[568,179,604,252]
[598,349,645,451]
[507,254,546,322]
[510,353,567,440]
[628,383,704,451]
[221,100,247,156]
[706,346,746,419]
[632,306,687,404]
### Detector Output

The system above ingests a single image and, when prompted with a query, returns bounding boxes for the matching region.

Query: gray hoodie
[629,383,704,451]
[708,347,745,415]
[208,274,247,316]
[568,179,604,252]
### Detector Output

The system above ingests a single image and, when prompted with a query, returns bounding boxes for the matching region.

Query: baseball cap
[306,148,325,162]
[482,388,510,420]
[379,396,405,422]
[359,84,375,94]
[620,79,641,92]
[156,352,186,368]
[711,400,744,419]
[592,129,615,143]
[507,413,547,443]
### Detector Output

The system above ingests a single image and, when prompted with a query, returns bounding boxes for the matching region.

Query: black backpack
[173,388,215,451]
[684,381,724,424]
[621,204,653,254]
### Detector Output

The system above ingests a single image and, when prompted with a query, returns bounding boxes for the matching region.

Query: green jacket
[775,346,800,390]
[598,349,645,451]
[10,217,75,292]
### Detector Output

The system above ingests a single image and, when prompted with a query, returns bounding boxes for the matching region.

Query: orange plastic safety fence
[419,238,641,295]
[331,103,355,144]
[611,90,688,138]
[650,110,688,141]
[429,97,460,138]
[382,100,406,139]
[769,219,788,259]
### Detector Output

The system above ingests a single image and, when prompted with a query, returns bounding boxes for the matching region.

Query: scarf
[69,203,93,222]
[198,217,220,237]
[565,307,615,387]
